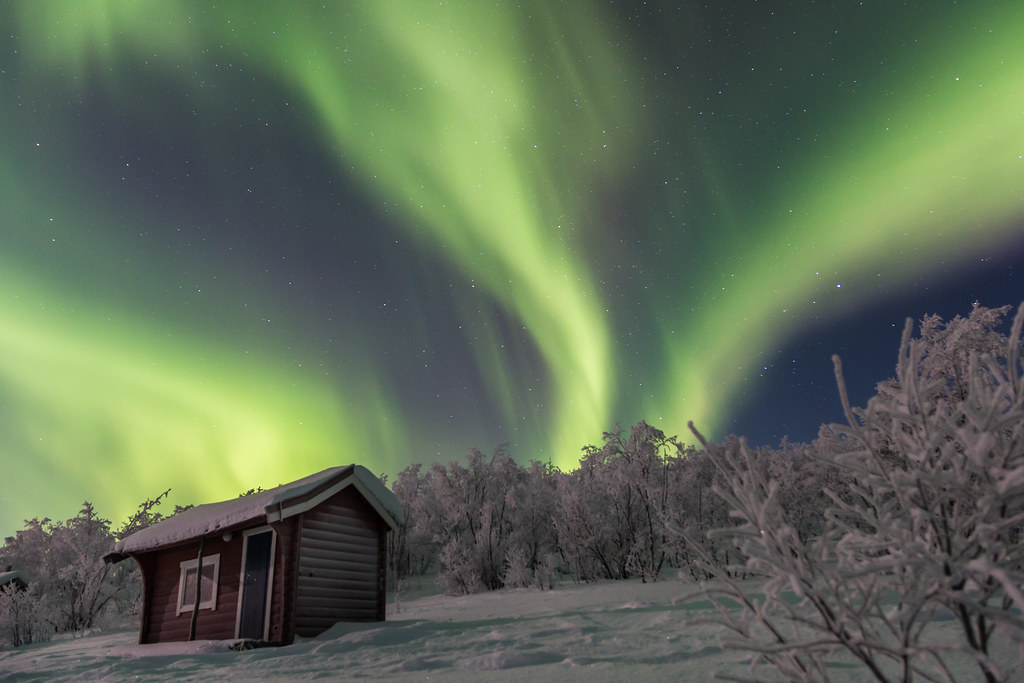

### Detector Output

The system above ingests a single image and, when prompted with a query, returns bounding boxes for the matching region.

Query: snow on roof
[112,465,402,556]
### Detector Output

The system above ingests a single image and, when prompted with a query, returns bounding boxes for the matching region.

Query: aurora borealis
[2,1,1023,535]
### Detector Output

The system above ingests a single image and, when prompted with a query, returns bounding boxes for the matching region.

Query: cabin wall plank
[294,487,387,636]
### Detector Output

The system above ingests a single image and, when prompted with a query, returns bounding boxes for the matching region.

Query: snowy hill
[0,574,1008,681]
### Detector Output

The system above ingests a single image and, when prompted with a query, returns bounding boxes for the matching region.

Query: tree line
[386,303,1024,681]
[386,407,833,593]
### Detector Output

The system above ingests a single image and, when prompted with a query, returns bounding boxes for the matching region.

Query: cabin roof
[0,570,31,588]
[112,465,402,556]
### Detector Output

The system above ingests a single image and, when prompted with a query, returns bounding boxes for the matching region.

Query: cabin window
[176,554,221,614]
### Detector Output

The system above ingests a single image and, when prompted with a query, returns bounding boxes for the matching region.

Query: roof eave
[103,551,130,565]
[112,512,270,557]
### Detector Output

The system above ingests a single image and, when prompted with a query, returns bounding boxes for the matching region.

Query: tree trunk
[188,536,206,641]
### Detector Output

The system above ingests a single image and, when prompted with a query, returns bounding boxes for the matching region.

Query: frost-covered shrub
[0,505,121,634]
[685,303,1024,683]
[501,545,532,589]
[0,491,178,643]
[437,537,485,595]
[51,503,128,632]
[533,551,558,591]
[0,582,52,648]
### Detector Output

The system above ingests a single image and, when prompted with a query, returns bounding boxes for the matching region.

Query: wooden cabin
[105,465,402,645]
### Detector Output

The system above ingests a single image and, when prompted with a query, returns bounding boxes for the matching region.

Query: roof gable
[112,465,402,555]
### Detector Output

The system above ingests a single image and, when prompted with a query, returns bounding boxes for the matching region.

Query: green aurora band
[2,1,1023,533]
[660,4,1024,427]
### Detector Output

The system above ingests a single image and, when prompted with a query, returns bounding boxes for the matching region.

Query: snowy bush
[0,582,52,648]
[0,490,179,644]
[502,545,532,589]
[685,303,1024,682]
[52,503,134,632]
[438,537,486,594]
[0,506,121,634]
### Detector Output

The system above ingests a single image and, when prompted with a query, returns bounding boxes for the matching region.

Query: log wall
[293,487,386,637]
[139,534,243,643]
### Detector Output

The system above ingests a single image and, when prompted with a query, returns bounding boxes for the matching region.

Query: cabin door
[237,528,275,640]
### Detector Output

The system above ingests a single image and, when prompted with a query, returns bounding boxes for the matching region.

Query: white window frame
[176,553,221,614]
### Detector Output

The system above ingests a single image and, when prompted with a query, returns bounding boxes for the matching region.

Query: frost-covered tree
[554,465,615,582]
[115,489,171,540]
[660,441,744,579]
[0,581,51,648]
[685,303,1024,682]
[757,439,838,543]
[39,503,128,632]
[398,446,567,594]
[504,459,559,589]
[556,421,683,581]
[914,303,1013,402]
[0,490,179,644]
[415,446,527,594]
[0,505,118,634]
[387,464,435,582]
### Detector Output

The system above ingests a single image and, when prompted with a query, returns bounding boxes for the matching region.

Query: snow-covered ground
[0,573,1014,681]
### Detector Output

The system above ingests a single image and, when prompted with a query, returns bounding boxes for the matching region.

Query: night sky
[2,1,1023,536]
